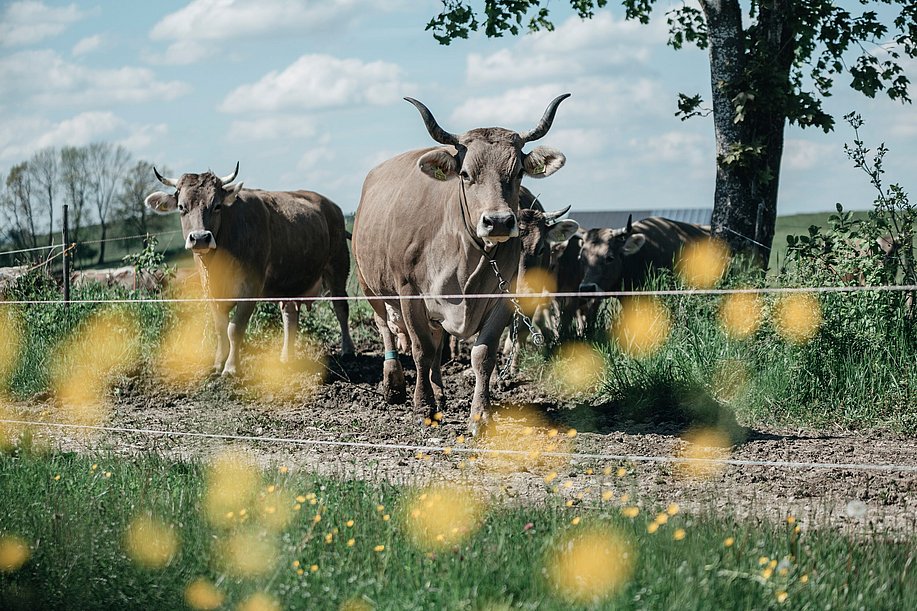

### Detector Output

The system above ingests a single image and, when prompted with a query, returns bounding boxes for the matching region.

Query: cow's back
[623,217,711,289]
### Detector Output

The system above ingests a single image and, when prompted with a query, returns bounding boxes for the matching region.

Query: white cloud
[0,112,169,165]
[466,12,664,85]
[147,0,401,65]
[0,50,191,107]
[220,54,406,113]
[631,131,707,166]
[450,79,665,129]
[298,146,335,172]
[0,1,85,47]
[783,139,837,171]
[227,115,318,142]
[72,35,102,56]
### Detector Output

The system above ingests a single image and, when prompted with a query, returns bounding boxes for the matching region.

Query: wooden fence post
[62,204,70,306]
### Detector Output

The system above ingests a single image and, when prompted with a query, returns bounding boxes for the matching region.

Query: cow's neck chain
[457,178,544,374]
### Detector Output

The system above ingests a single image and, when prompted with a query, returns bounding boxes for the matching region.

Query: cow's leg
[368,299,405,404]
[223,300,256,376]
[401,295,438,418]
[210,302,232,375]
[469,305,512,436]
[324,274,355,356]
[429,324,446,411]
[280,300,299,363]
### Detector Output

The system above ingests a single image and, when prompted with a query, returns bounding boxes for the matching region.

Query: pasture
[1,257,915,609]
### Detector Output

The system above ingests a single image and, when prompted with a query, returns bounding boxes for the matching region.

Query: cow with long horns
[145,163,354,376]
[352,94,571,434]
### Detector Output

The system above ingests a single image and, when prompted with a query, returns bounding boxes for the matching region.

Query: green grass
[0,451,913,610]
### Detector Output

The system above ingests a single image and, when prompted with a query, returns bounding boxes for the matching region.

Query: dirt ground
[11,339,917,536]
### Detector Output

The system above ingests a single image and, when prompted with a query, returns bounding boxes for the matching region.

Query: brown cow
[352,95,571,433]
[145,163,354,376]
[579,215,711,293]
[71,266,169,292]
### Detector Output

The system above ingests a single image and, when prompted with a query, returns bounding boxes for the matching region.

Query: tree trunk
[97,223,106,265]
[700,0,793,266]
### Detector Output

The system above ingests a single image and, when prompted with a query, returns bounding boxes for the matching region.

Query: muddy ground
[11,339,917,536]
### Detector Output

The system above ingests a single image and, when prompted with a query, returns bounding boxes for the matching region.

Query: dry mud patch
[13,346,917,535]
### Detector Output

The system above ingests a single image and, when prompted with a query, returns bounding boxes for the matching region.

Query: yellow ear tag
[434,168,447,181]
[533,163,546,175]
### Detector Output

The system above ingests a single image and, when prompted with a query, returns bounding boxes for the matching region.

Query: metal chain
[488,257,545,380]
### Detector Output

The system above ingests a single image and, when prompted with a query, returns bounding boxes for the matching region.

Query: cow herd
[144,94,710,434]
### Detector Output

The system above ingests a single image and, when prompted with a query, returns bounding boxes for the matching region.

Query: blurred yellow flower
[676,237,730,288]
[123,515,178,569]
[184,578,224,610]
[0,536,30,572]
[673,529,686,541]
[611,296,671,357]
[773,293,822,343]
[547,527,635,605]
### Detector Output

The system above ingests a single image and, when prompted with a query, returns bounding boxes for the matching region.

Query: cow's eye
[178,204,186,214]
[212,203,222,212]
[460,170,471,182]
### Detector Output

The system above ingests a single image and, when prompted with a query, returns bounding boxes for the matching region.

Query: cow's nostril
[505,215,516,229]
[482,217,494,228]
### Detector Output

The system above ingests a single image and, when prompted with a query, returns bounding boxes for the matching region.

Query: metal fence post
[62,204,70,306]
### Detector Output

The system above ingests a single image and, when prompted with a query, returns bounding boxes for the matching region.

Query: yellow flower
[800,574,809,584]
[571,517,581,525]
[761,568,774,580]
[616,467,627,478]
[296,568,304,576]
[565,500,574,508]
[776,591,788,603]
[0,536,30,572]
[673,529,686,541]
[266,485,276,493]
[758,556,769,566]
[310,564,318,572]
[603,466,612,476]
[566,429,577,438]
[374,545,385,552]
[585,468,593,475]
[601,491,614,501]
[655,513,668,525]
[724,537,734,547]
[324,533,333,544]
[53,474,61,481]
[292,560,299,568]
[347,538,355,547]
[376,505,385,512]
[621,507,639,519]
[786,515,796,525]
[346,520,354,527]
[544,472,558,484]
[278,466,288,474]
[562,481,573,489]
[313,514,321,523]
[383,514,390,522]
[666,503,679,516]
[296,495,306,503]
[646,523,659,534]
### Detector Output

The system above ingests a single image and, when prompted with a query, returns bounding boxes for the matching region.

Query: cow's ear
[223,182,243,205]
[418,149,459,181]
[621,233,646,256]
[547,220,579,243]
[145,191,178,214]
[524,146,565,178]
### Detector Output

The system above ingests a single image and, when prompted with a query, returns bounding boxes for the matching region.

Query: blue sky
[1,0,914,219]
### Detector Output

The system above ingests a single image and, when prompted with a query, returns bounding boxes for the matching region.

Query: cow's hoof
[382,383,406,405]
[467,410,490,437]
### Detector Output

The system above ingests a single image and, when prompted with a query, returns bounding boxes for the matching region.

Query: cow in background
[145,163,354,376]
[353,94,571,433]
[579,216,712,294]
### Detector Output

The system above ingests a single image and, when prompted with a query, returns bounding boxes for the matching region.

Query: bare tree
[28,147,59,247]
[115,160,172,237]
[60,145,92,263]
[85,142,131,265]
[2,162,39,253]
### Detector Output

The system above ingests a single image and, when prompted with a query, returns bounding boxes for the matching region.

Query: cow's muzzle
[186,230,216,251]
[477,212,518,244]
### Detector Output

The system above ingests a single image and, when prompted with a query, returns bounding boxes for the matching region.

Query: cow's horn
[153,166,178,188]
[404,97,459,146]
[626,214,633,233]
[219,161,240,185]
[520,93,571,143]
[544,204,572,224]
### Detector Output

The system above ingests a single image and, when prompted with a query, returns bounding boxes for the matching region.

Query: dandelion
[296,495,307,503]
[292,560,300,568]
[761,568,774,580]
[646,523,659,534]
[547,526,634,604]
[544,472,558,484]
[666,503,679,516]
[800,574,809,584]
[313,514,322,524]
[324,533,333,544]
[310,564,318,572]
[376,504,385,512]
[571,517,581,526]
[347,538,355,547]
[611,296,671,357]
[278,466,288,474]
[759,556,769,566]
[567,429,577,438]
[237,592,280,611]
[562,481,573,489]
[383,514,390,522]
[655,513,668,525]
[724,537,734,547]
[786,515,796,525]
[676,237,730,288]
[0,536,30,572]
[53,474,60,481]
[585,468,593,475]
[346,520,354,527]
[456,435,465,444]
[616,467,627,478]
[776,591,788,604]
[673,529,686,541]
[565,500,574,508]
[773,293,822,343]
[374,545,385,552]
[621,507,639,519]
[123,515,178,569]
[184,578,223,610]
